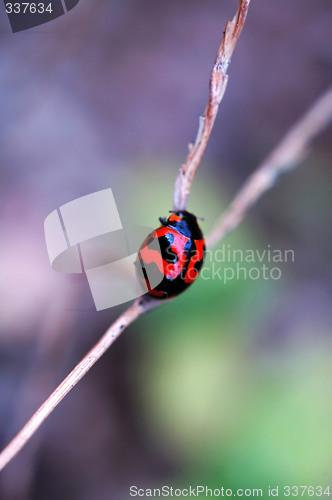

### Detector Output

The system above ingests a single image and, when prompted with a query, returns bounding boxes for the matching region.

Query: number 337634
[5,3,53,14]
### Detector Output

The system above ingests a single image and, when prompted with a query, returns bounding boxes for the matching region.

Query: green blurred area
[127,154,332,498]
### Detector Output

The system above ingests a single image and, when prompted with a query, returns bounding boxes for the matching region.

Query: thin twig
[206,86,332,248]
[0,296,161,473]
[0,293,77,496]
[173,0,251,211]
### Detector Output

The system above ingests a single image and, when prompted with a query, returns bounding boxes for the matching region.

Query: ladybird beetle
[136,210,206,299]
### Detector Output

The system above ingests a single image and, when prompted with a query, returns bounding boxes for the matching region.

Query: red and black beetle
[136,210,205,299]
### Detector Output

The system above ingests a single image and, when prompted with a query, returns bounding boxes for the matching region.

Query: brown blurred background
[0,1,331,499]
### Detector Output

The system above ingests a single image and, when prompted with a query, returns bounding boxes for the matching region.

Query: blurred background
[0,0,331,498]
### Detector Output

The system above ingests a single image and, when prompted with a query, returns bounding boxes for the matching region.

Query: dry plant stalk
[206,86,332,247]
[1,1,331,475]
[0,297,162,473]
[173,0,251,211]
